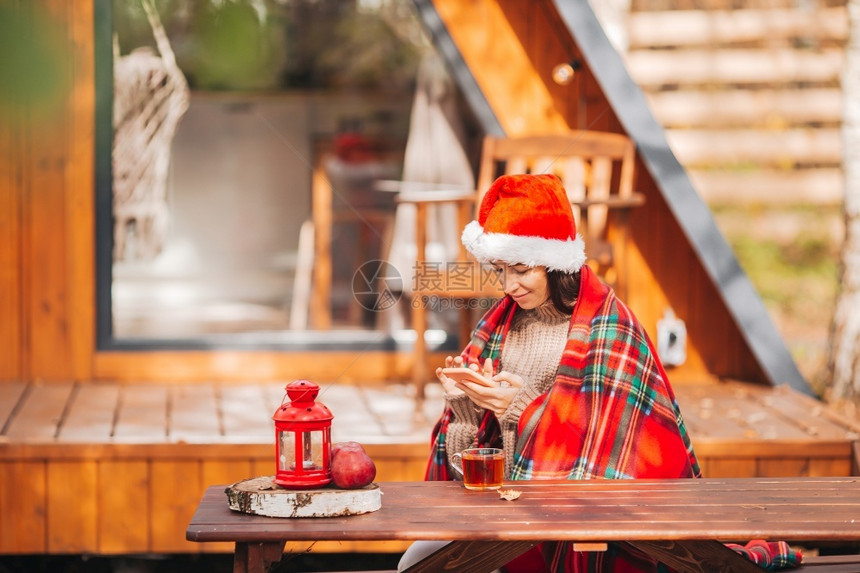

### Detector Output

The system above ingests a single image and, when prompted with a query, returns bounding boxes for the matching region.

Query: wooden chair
[398,131,644,404]
[395,188,502,406]
[476,132,644,294]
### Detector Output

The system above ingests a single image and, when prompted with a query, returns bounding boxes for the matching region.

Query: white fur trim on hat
[461,220,586,273]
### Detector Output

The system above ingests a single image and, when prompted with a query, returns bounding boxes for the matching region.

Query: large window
[97,0,481,350]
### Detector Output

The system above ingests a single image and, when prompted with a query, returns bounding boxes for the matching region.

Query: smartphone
[441,367,496,387]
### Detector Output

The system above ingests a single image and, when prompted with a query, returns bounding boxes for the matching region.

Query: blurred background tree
[829,0,860,404]
[111,0,421,92]
[0,3,70,127]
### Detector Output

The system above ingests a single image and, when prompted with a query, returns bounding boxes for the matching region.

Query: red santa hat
[461,173,585,273]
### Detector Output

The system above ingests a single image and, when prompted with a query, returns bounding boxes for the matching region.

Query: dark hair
[546,269,581,314]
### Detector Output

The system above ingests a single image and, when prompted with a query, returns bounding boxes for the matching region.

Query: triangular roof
[415,0,811,395]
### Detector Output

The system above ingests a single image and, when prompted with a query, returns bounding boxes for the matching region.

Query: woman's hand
[492,371,525,390]
[453,360,522,416]
[435,355,467,396]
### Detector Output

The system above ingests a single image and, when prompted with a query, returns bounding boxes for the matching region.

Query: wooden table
[186,477,860,573]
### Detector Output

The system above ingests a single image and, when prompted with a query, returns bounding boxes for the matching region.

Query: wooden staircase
[623,0,846,206]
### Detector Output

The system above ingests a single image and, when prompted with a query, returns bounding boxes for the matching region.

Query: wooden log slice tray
[225,476,381,518]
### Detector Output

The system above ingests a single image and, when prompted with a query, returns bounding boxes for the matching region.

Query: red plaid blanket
[426,265,700,482]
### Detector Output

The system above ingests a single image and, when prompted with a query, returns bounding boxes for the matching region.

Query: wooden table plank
[58,384,119,442]
[113,384,168,442]
[0,382,28,433]
[187,478,860,544]
[188,478,860,573]
[4,383,74,442]
[169,384,221,442]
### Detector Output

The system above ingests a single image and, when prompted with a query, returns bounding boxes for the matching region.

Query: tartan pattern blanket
[426,265,700,482]
[424,266,802,571]
[728,540,802,570]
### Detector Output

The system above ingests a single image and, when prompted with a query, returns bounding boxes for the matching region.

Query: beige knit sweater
[444,300,571,477]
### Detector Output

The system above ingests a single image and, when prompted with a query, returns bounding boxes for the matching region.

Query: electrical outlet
[657,309,686,367]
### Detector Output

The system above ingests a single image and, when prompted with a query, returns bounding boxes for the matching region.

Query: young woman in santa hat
[399,174,799,572]
[394,173,699,572]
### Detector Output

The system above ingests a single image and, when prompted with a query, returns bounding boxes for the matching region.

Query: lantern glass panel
[303,430,326,469]
[279,429,332,471]
[278,430,297,471]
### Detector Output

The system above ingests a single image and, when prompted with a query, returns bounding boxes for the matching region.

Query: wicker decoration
[112,0,188,261]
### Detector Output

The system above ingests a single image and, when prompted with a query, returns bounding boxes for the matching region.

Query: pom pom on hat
[461,174,586,273]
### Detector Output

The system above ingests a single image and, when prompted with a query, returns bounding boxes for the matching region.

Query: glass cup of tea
[451,447,504,491]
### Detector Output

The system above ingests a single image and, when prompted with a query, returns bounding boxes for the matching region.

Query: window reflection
[107,0,443,343]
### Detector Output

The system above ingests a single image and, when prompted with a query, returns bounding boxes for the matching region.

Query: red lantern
[272,380,333,489]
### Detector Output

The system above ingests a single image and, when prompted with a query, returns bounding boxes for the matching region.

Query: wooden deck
[0,379,858,557]
[0,381,443,556]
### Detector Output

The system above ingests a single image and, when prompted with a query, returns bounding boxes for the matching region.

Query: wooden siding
[432,0,771,384]
[0,112,22,378]
[624,5,845,206]
[0,380,857,555]
[92,350,450,384]
[626,7,847,49]
[430,0,569,136]
[0,1,95,383]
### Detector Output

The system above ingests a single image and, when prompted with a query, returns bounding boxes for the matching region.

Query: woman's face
[491,262,550,310]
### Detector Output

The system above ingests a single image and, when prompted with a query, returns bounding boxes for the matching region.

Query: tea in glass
[453,447,504,491]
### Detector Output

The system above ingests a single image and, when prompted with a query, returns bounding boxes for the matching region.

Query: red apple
[331,443,376,489]
[331,441,365,458]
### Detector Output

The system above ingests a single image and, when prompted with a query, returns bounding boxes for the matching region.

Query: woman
[400,173,800,572]
[401,173,701,572]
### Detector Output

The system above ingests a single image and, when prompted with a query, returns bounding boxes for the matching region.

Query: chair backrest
[475,132,641,291]
[477,131,635,231]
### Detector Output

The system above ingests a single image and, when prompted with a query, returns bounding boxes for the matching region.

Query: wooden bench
[300,550,860,571]
[311,554,860,573]
[798,555,860,572]
[313,557,860,573]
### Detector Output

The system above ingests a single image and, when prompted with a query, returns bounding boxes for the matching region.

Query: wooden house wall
[432,0,768,385]
[0,0,96,384]
[0,0,774,387]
